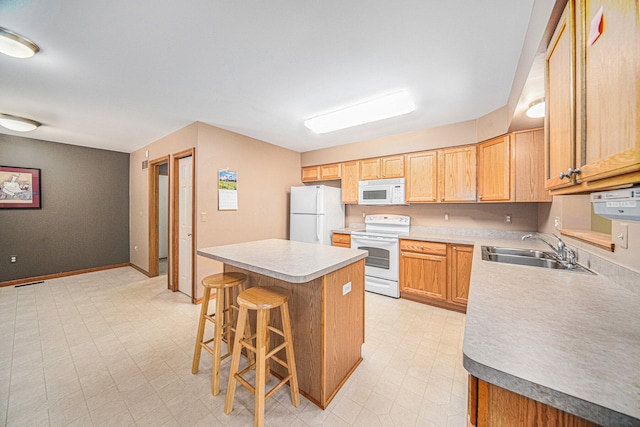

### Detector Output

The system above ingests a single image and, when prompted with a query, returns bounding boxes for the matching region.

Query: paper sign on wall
[587,6,604,46]
[218,169,238,210]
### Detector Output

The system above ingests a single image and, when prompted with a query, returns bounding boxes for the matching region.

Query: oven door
[350,234,399,282]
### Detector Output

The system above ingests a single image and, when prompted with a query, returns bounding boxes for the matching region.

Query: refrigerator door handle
[316,214,321,242]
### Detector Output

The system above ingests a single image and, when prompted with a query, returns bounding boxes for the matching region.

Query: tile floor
[0,267,468,426]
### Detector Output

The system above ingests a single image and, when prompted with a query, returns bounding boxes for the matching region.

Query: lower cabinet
[468,376,599,427]
[400,239,473,312]
[332,232,351,248]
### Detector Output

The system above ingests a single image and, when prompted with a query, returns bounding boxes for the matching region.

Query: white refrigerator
[290,185,345,245]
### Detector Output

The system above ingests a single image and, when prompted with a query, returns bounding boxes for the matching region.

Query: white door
[178,156,193,297]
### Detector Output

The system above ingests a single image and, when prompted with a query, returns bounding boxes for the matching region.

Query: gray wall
[0,134,130,282]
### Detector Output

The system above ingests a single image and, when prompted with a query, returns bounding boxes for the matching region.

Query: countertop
[333,228,640,425]
[197,238,367,283]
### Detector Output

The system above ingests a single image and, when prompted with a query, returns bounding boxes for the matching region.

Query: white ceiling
[1,0,553,154]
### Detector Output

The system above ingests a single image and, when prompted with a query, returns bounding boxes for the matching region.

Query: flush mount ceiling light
[0,27,40,58]
[0,114,41,132]
[304,90,416,134]
[526,98,545,118]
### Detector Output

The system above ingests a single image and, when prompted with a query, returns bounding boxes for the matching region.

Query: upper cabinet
[406,150,438,202]
[477,135,512,202]
[301,163,341,182]
[359,155,405,180]
[514,129,552,202]
[546,0,640,193]
[341,161,359,204]
[439,145,477,202]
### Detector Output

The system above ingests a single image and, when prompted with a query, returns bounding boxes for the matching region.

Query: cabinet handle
[478,195,483,200]
[441,197,445,201]
[432,197,436,201]
[453,246,457,250]
[420,246,424,250]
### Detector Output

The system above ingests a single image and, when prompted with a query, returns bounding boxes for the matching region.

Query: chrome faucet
[522,233,577,267]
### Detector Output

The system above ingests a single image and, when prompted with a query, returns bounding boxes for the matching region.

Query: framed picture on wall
[0,166,41,209]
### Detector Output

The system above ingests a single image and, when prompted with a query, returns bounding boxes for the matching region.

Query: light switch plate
[612,222,629,249]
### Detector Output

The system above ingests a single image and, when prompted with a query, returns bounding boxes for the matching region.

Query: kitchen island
[197,238,367,409]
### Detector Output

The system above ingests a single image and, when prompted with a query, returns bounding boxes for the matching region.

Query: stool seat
[237,286,288,310]
[192,272,249,396]
[201,272,247,289]
[224,286,299,427]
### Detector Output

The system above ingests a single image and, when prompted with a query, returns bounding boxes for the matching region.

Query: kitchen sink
[481,246,595,274]
[483,246,551,258]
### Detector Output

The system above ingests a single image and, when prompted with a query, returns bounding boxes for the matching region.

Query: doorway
[172,148,196,302]
[148,156,170,284]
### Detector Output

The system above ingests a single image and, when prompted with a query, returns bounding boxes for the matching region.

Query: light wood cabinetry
[448,244,473,306]
[400,240,447,301]
[400,239,473,311]
[477,135,513,202]
[546,0,640,193]
[331,232,351,248]
[514,129,552,202]
[468,375,598,427]
[340,161,359,204]
[301,163,341,182]
[405,150,438,202]
[439,145,477,202]
[301,166,321,182]
[359,155,405,180]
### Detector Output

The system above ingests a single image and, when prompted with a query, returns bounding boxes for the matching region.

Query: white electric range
[350,214,410,298]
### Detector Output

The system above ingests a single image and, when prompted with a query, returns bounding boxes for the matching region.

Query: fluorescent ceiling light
[0,114,41,132]
[526,98,545,118]
[0,27,40,59]
[304,91,415,134]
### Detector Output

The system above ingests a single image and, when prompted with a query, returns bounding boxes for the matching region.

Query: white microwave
[358,178,406,205]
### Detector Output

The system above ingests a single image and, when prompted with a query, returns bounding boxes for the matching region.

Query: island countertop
[197,238,367,283]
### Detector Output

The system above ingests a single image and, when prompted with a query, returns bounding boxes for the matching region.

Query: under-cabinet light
[304,91,415,134]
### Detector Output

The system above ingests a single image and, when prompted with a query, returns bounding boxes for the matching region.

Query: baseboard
[0,263,135,288]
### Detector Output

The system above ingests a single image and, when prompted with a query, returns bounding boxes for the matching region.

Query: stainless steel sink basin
[481,246,595,274]
[483,246,551,258]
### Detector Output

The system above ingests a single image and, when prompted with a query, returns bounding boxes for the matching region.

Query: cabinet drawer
[400,239,447,255]
[332,233,351,247]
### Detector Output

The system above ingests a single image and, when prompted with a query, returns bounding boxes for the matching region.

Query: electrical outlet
[445,213,449,221]
[342,281,352,296]
[613,223,629,249]
[554,217,560,229]
[10,256,17,263]
[506,214,512,224]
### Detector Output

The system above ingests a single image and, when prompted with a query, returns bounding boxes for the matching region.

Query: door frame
[172,148,196,301]
[148,156,170,284]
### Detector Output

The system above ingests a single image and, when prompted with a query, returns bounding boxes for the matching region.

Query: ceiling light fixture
[304,90,416,134]
[0,114,41,132]
[0,27,40,58]
[526,98,545,118]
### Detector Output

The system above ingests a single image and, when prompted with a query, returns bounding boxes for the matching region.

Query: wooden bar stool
[224,286,300,427]
[192,272,250,396]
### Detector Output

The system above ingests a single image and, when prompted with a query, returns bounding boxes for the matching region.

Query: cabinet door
[449,244,473,306]
[332,233,350,248]
[400,251,447,301]
[302,166,320,182]
[341,161,359,204]
[545,2,576,190]
[406,151,438,202]
[380,155,404,178]
[320,163,341,180]
[360,158,380,180]
[576,0,640,184]
[477,135,512,202]
[439,145,477,202]
[514,129,551,202]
